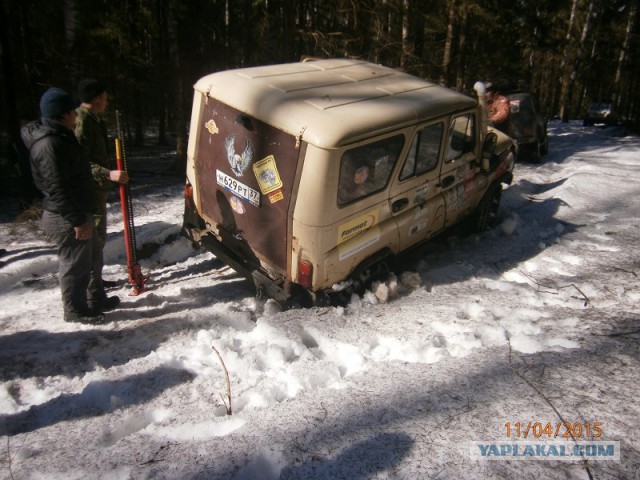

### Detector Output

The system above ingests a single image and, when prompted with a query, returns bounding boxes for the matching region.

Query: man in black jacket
[21,87,120,324]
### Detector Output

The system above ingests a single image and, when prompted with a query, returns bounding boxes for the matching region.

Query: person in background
[486,83,511,133]
[75,79,128,288]
[21,87,120,324]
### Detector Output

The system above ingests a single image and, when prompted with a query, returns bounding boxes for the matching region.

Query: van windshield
[338,135,404,206]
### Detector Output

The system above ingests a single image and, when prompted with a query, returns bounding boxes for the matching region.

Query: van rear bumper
[184,226,292,304]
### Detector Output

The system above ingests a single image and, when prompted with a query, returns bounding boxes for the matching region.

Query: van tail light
[184,183,194,209]
[298,259,313,289]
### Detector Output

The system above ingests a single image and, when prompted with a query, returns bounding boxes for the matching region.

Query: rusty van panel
[195,99,300,272]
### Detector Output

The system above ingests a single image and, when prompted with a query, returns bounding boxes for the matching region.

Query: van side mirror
[481,132,498,171]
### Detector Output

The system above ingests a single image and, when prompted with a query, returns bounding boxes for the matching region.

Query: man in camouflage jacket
[75,79,128,285]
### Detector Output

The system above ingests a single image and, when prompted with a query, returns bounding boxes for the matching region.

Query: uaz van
[182,59,515,305]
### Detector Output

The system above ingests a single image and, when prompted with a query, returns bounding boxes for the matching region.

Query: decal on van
[409,221,427,237]
[229,195,245,214]
[415,184,429,204]
[205,119,219,135]
[337,210,379,245]
[338,226,381,261]
[447,184,465,210]
[253,155,283,194]
[268,190,284,204]
[225,135,254,177]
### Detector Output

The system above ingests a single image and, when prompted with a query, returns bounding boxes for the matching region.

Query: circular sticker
[229,195,245,215]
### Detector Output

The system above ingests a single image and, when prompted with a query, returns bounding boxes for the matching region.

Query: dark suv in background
[583,102,618,126]
[505,92,548,163]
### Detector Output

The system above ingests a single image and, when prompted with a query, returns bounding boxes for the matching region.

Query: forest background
[1,0,639,170]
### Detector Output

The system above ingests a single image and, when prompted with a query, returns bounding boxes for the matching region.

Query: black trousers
[42,210,106,315]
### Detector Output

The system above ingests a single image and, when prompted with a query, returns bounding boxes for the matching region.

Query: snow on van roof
[193,59,477,148]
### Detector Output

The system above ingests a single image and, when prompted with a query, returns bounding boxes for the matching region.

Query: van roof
[194,59,477,148]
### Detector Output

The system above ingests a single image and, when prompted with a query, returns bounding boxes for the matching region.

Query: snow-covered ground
[1,121,639,479]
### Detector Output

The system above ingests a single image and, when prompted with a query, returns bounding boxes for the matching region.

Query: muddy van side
[182,59,515,305]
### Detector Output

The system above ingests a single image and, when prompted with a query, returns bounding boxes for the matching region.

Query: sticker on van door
[225,135,254,177]
[205,119,219,135]
[338,226,381,261]
[337,210,379,245]
[253,155,283,194]
[229,195,245,214]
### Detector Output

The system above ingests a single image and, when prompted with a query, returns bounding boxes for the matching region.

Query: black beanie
[78,78,107,103]
[39,87,78,118]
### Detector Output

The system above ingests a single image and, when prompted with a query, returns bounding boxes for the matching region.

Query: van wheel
[540,135,549,155]
[327,260,391,306]
[530,141,541,163]
[284,284,314,309]
[470,184,502,232]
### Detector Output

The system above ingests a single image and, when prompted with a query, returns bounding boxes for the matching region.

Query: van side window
[400,123,444,180]
[338,135,404,206]
[444,114,476,162]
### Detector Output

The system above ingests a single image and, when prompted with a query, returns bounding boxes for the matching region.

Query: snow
[1,121,639,479]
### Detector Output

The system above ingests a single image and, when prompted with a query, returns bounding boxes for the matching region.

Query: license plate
[216,170,260,207]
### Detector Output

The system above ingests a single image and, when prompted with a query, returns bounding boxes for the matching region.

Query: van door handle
[392,198,409,213]
[439,175,455,188]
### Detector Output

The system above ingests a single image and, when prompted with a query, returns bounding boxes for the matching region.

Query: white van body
[182,59,515,305]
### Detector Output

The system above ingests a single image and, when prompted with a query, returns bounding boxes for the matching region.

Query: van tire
[470,184,502,232]
[540,135,549,155]
[531,141,541,163]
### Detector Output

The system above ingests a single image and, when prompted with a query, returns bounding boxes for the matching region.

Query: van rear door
[194,98,301,275]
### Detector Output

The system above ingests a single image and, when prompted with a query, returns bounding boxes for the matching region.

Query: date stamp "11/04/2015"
[504,421,604,439]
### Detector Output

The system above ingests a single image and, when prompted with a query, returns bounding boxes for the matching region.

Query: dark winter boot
[64,309,107,325]
[90,295,121,313]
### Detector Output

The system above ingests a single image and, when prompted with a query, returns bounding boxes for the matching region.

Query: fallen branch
[139,443,178,465]
[5,434,29,480]
[611,266,637,278]
[606,329,640,337]
[507,340,593,480]
[6,435,14,480]
[517,270,591,306]
[212,344,232,415]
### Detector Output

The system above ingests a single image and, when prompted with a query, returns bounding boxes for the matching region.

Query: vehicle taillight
[298,259,313,289]
[184,183,194,208]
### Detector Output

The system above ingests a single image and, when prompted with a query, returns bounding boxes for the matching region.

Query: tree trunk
[168,0,187,173]
[440,0,456,86]
[559,0,579,122]
[0,1,18,137]
[565,0,595,122]
[454,5,468,92]
[614,1,637,107]
[63,0,79,81]
[400,0,409,69]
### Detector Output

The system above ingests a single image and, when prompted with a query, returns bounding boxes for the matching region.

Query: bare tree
[440,0,456,86]
[63,0,79,80]
[614,1,637,109]
[565,0,596,122]
[559,0,580,122]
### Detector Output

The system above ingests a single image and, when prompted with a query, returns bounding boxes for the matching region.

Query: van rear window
[338,135,404,206]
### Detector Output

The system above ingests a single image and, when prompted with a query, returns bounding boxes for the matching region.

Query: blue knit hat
[39,87,78,118]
